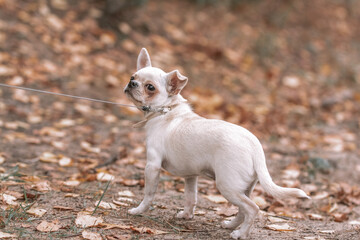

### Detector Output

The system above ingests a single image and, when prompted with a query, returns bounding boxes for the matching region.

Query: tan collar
[132,104,178,128]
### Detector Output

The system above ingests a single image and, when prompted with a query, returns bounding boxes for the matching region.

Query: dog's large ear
[165,70,188,95]
[137,48,152,71]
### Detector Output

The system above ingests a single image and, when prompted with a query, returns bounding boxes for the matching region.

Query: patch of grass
[0,166,24,182]
[92,179,112,215]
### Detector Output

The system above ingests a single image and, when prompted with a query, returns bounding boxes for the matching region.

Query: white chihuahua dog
[124,48,309,239]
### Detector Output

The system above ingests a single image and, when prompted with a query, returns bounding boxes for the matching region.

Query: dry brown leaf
[32,180,52,192]
[117,190,135,198]
[58,157,72,167]
[63,180,81,187]
[267,216,287,223]
[319,229,335,234]
[39,152,58,163]
[65,193,80,198]
[36,220,61,232]
[99,223,129,230]
[349,219,360,225]
[75,212,104,228]
[53,205,73,211]
[120,179,139,186]
[0,231,17,239]
[203,194,228,204]
[94,200,118,210]
[82,230,102,240]
[56,119,76,128]
[265,223,296,231]
[39,127,66,138]
[312,191,329,200]
[96,172,114,182]
[112,200,130,207]
[130,226,168,235]
[1,193,18,206]
[253,196,269,209]
[304,237,326,240]
[81,142,101,154]
[307,213,324,221]
[216,205,238,217]
[332,212,348,222]
[27,207,47,217]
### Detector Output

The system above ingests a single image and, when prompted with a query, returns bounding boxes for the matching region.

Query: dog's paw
[176,210,194,219]
[128,207,144,215]
[230,229,248,240]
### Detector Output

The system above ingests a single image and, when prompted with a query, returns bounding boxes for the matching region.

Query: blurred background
[0,0,360,239]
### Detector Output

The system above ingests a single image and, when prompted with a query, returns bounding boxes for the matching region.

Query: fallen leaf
[267,216,287,223]
[65,193,80,198]
[253,196,269,209]
[36,220,61,232]
[94,200,118,210]
[56,119,75,128]
[130,226,168,235]
[0,231,16,238]
[39,152,58,163]
[63,180,80,187]
[32,180,52,192]
[39,127,66,138]
[319,229,335,234]
[265,223,296,231]
[1,193,18,206]
[348,219,360,225]
[203,194,228,204]
[75,212,104,228]
[53,205,74,211]
[283,76,300,88]
[312,191,329,200]
[99,223,129,230]
[112,200,130,207]
[117,190,135,198]
[120,178,139,186]
[82,230,102,240]
[27,207,47,217]
[58,157,72,167]
[332,212,348,222]
[307,213,324,221]
[96,172,114,182]
[216,205,238,217]
[81,142,101,154]
[303,237,326,240]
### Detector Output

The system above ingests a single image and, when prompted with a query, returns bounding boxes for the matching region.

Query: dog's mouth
[124,89,145,108]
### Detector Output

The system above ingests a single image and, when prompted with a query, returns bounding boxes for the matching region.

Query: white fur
[124,48,309,239]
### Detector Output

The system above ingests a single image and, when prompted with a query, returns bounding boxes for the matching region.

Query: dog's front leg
[176,176,198,219]
[128,149,161,215]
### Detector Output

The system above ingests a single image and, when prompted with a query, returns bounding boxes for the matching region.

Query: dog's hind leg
[221,180,257,229]
[217,180,259,239]
[176,176,198,219]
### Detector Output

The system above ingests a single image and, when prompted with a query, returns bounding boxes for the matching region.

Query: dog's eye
[130,76,135,81]
[146,84,156,91]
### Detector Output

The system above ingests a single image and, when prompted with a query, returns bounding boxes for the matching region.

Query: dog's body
[125,48,309,239]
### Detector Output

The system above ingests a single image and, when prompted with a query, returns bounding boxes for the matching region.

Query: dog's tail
[254,148,310,200]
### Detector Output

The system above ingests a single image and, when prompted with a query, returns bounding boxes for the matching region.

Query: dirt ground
[1,0,360,239]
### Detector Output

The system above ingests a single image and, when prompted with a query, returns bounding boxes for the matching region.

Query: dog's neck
[133,95,189,128]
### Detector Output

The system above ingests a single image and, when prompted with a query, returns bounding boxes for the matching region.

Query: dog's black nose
[128,80,138,88]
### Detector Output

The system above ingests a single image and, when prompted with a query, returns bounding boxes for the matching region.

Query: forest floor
[0,0,360,239]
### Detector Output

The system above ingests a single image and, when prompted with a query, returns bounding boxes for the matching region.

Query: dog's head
[124,48,188,109]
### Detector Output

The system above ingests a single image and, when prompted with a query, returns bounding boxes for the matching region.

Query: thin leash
[0,82,140,110]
